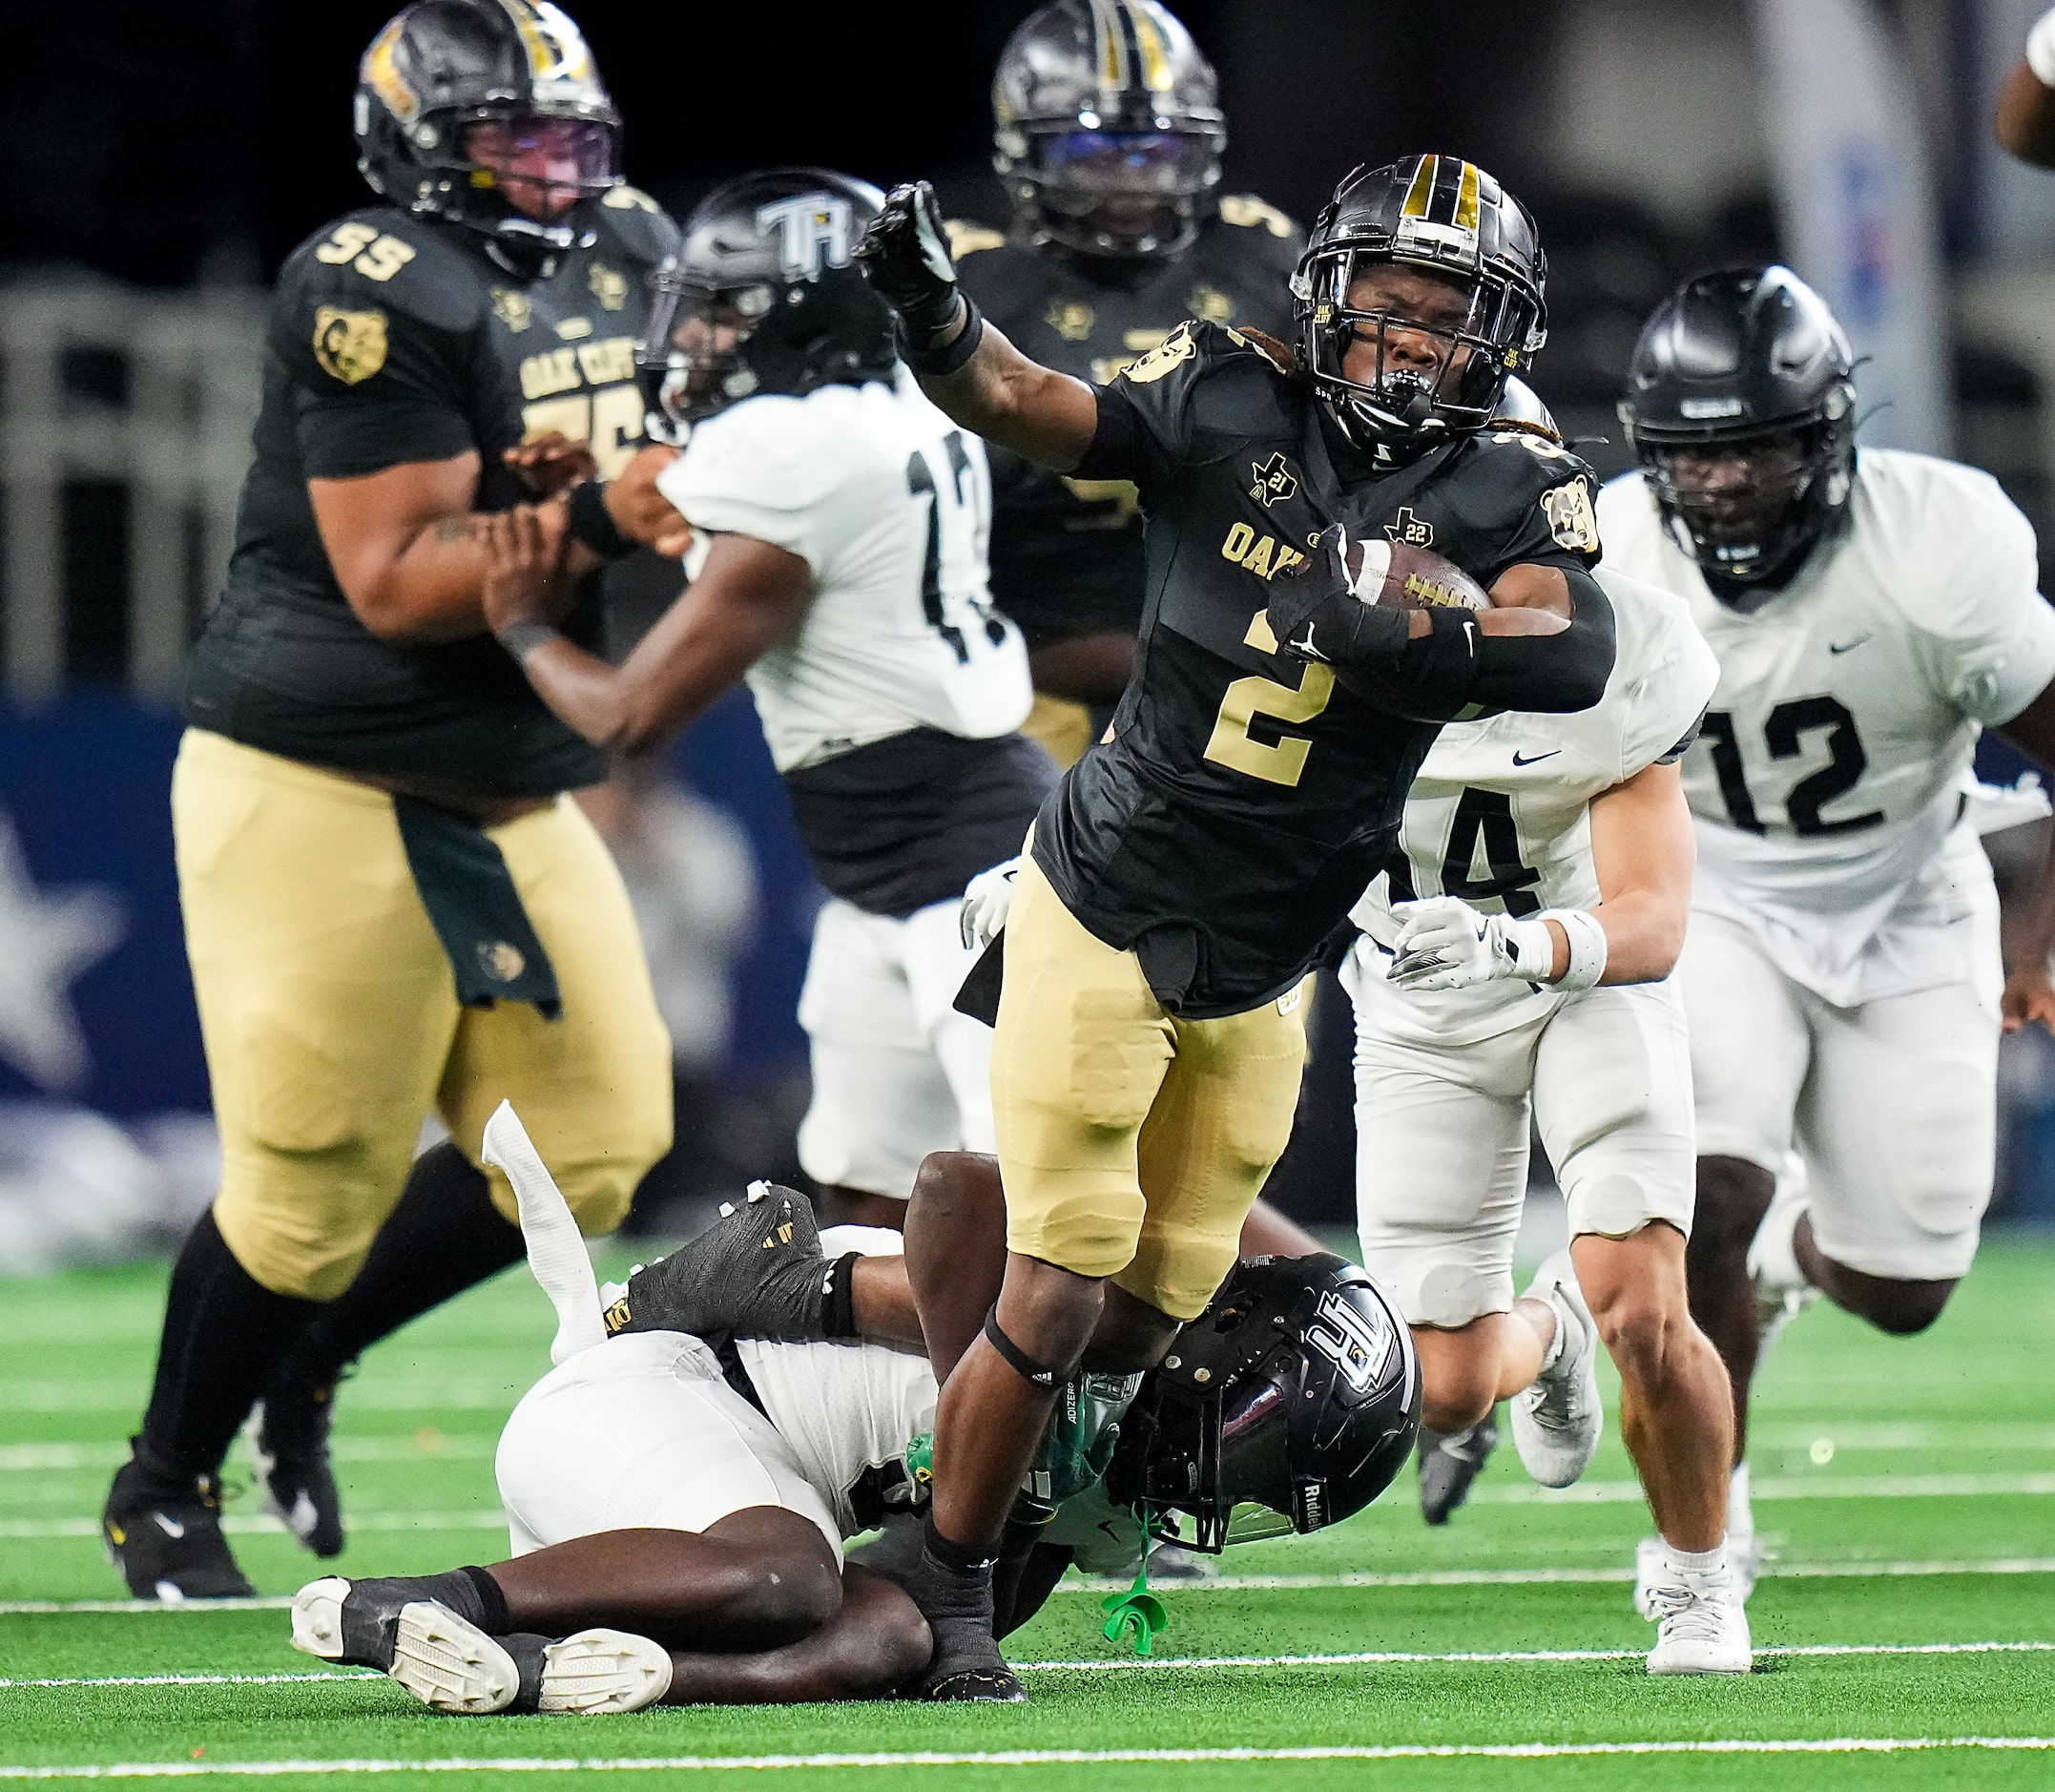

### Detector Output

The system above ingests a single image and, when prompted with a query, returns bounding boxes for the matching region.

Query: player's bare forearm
[914,321,1098,472]
[495,526,810,759]
[1998,58,2055,166]
[1586,761,1695,984]
[312,454,598,643]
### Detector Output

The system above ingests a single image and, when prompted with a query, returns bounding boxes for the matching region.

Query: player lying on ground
[291,1108,1416,1713]
[1343,549,1744,1673]
[1602,266,2055,1599]
[848,153,1615,1699]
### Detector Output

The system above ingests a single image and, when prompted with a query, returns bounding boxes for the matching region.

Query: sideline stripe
[2,1738,2055,1775]
[1061,1556,2055,1593]
[0,1513,505,1542]
[13,1471,2055,1535]
[5,1639,2051,1690]
[7,1559,2055,1615]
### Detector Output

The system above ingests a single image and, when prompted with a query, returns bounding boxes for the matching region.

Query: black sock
[137,1210,322,1481]
[459,1564,511,1635]
[274,1143,526,1389]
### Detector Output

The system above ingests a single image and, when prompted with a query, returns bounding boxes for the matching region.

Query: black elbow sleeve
[1468,567,1616,715]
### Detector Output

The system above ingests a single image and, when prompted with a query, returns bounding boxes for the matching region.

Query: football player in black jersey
[856,154,1618,1698]
[950,0,1305,767]
[102,0,678,1600]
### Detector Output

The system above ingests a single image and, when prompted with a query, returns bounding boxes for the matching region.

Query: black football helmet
[1619,265,1857,602]
[354,0,620,258]
[992,0,1226,260]
[1293,156,1548,463]
[1109,1254,1420,1552]
[638,169,897,433]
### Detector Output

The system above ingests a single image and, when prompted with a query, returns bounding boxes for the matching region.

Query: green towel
[393,796,562,1020]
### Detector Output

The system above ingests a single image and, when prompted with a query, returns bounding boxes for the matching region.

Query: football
[1340,536,1496,612]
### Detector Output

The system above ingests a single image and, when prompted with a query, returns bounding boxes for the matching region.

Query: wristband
[494,618,562,663]
[1539,907,1609,992]
[820,1253,863,1340]
[567,477,637,562]
[899,293,986,377]
[2030,7,2055,86]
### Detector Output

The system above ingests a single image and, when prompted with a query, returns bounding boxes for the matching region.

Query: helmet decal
[754,195,857,282]
[361,19,420,125]
[502,0,597,91]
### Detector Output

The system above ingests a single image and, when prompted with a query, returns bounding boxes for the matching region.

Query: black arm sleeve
[1465,563,1616,714]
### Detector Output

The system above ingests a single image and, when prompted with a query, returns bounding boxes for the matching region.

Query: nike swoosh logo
[153,1513,186,1540]
[1829,636,1871,654]
[1511,750,1561,766]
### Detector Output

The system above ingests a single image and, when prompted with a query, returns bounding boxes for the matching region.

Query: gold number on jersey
[1204,610,1335,787]
[315,223,417,283]
[520,385,645,482]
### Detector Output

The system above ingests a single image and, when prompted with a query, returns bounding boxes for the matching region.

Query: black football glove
[607,1182,846,1343]
[856,180,966,353]
[1266,522,1409,673]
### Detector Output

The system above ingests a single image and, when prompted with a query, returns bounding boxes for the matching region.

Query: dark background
[18,2,1551,287]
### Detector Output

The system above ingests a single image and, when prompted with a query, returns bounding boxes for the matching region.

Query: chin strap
[1098,1509,1171,1657]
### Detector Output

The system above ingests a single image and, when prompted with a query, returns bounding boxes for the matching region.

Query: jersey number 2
[1204,612,1335,787]
[1700,698,1883,836]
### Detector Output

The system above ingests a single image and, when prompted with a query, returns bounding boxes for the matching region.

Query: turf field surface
[2,1237,2052,1787]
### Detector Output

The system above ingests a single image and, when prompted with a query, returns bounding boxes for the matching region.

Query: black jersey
[185,190,679,797]
[1033,320,1606,1017]
[951,198,1303,649]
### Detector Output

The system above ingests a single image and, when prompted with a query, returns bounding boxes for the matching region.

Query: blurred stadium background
[8,0,2055,1276]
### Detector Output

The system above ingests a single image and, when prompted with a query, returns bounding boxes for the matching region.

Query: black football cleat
[1417,1411,1500,1526]
[103,1448,257,1601]
[253,1370,345,1558]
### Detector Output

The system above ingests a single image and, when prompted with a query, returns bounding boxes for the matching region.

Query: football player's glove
[857,183,969,355]
[960,857,1020,952]
[605,1182,841,1344]
[1388,896,1551,990]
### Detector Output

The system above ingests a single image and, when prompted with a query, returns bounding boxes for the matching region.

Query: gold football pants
[174,729,673,1301]
[990,853,1307,1321]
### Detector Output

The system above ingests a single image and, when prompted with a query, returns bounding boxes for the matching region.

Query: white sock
[1535,1291,1568,1374]
[1664,1541,1731,1579]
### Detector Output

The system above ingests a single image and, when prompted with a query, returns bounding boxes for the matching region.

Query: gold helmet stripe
[1130,2,1173,93]
[499,0,593,86]
[1090,0,1128,92]
[1400,155,1438,219]
[1454,160,1481,232]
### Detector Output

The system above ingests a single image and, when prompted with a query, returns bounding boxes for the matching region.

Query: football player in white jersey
[1343,552,1747,1673]
[481,168,1053,1231]
[289,1107,1415,1713]
[1602,265,2055,1599]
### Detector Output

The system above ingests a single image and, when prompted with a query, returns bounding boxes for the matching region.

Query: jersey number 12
[1699,698,1882,836]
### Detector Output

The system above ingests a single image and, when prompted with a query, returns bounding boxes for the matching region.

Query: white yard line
[2,1738,2055,1775]
[4,1639,2050,1691]
[4,1557,2054,1615]
[0,1440,497,1473]
[0,1513,507,1541]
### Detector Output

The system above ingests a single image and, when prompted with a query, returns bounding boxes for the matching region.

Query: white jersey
[658,373,1034,772]
[732,1224,937,1541]
[1347,566,1717,1045]
[1599,449,2055,1005]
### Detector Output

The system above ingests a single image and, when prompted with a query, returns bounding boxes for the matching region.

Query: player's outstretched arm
[857,181,1099,471]
[1998,9,2055,166]
[1994,678,2055,1033]
[309,453,600,644]
[481,506,811,758]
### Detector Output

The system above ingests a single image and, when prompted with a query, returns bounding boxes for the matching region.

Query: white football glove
[1387,895,1555,991]
[961,856,1020,952]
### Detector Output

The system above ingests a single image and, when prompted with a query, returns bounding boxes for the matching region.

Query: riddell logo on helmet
[1680,396,1747,419]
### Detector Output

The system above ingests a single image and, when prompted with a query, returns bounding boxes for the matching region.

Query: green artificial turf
[2,1237,2052,1788]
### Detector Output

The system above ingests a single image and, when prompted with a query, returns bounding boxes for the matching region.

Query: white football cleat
[385,1601,524,1715]
[1644,1550,1753,1676]
[537,1629,675,1715]
[1510,1250,1602,1488]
